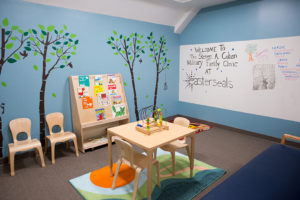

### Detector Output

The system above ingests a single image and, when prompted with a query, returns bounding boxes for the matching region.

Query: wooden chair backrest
[174,117,190,128]
[9,118,32,144]
[114,138,134,167]
[46,112,64,135]
[174,117,190,143]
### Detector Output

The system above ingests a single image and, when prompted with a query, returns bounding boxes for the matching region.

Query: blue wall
[0,0,179,157]
[179,0,300,138]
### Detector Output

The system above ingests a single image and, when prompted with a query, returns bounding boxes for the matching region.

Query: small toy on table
[135,107,169,135]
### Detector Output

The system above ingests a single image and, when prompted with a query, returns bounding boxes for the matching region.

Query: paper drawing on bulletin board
[79,75,90,87]
[179,35,300,122]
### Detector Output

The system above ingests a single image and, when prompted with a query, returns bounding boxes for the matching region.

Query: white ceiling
[24,0,235,34]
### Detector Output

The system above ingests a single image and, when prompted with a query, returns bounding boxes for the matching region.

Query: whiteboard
[179,36,300,122]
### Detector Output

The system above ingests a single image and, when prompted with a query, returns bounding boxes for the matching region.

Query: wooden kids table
[107,120,196,200]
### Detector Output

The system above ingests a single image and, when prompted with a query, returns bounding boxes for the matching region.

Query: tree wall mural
[146,32,170,112]
[107,31,145,121]
[26,24,79,146]
[0,18,29,157]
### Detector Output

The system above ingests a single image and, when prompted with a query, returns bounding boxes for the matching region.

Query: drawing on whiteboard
[253,64,275,90]
[255,49,269,63]
[245,44,257,62]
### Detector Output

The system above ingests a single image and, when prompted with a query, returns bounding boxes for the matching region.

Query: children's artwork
[112,104,126,118]
[94,85,104,96]
[109,89,117,96]
[111,95,122,105]
[108,84,116,90]
[108,74,116,84]
[82,96,93,109]
[95,75,103,86]
[78,87,89,98]
[95,108,106,120]
[79,75,90,87]
[97,93,110,106]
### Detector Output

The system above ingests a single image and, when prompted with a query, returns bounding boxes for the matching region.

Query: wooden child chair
[44,112,79,164]
[158,117,191,176]
[8,118,45,176]
[112,138,160,200]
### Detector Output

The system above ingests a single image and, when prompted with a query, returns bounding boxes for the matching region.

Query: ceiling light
[174,0,193,3]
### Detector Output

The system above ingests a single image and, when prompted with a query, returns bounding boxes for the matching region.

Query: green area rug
[69,149,226,200]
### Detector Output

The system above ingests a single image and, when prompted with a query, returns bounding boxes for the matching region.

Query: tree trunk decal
[146,33,170,112]
[0,18,28,157]
[26,25,79,146]
[107,31,145,121]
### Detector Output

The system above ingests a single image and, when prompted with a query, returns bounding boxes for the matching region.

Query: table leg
[190,134,195,178]
[146,149,153,200]
[108,131,113,177]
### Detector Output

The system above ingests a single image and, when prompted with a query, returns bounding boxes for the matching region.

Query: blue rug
[69,149,226,200]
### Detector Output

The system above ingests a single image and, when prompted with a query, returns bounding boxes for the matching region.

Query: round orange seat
[90,163,135,188]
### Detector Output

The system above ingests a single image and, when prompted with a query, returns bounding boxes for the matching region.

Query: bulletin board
[69,73,129,152]
[179,35,300,122]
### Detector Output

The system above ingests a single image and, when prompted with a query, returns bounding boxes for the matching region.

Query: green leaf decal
[114,52,118,55]
[13,53,20,60]
[64,41,68,45]
[7,58,17,63]
[54,29,58,34]
[46,59,51,63]
[6,43,13,49]
[24,47,31,51]
[5,31,11,35]
[70,34,76,38]
[38,24,45,30]
[2,18,9,27]
[24,32,28,36]
[74,40,79,45]
[124,82,127,86]
[146,95,149,98]
[47,25,55,32]
[41,30,47,36]
[34,51,38,56]
[32,29,37,34]
[55,41,61,45]
[33,65,38,71]
[1,82,7,87]
[57,48,62,55]
[63,25,67,30]
[10,37,16,41]
[112,105,116,113]
[18,29,24,34]
[71,52,76,55]
[12,26,18,30]
[29,37,36,42]
[138,77,141,80]
[113,30,117,35]
[59,65,65,68]
[50,52,56,56]
[52,93,56,98]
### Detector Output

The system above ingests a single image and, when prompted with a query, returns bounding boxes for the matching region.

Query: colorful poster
[108,84,116,90]
[78,87,89,98]
[108,74,116,84]
[82,96,93,109]
[112,103,126,118]
[95,108,106,120]
[97,93,110,106]
[111,95,122,105]
[94,85,104,96]
[95,75,103,86]
[79,75,90,87]
[109,89,117,96]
